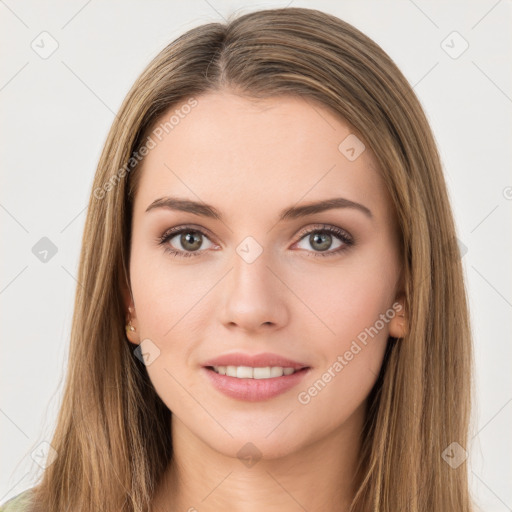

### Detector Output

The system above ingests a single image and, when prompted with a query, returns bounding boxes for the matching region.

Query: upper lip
[202,352,309,370]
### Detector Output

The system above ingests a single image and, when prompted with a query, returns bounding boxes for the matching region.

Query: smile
[209,365,298,379]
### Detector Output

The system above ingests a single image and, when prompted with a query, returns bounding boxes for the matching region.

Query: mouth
[201,352,311,401]
[201,360,311,401]
[206,365,308,379]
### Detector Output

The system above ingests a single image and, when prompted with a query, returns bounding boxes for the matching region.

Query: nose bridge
[232,236,271,291]
[219,235,288,330]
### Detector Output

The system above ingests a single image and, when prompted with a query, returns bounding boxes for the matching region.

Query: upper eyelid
[161,223,352,247]
[161,224,216,243]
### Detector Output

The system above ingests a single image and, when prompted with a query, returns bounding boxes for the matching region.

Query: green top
[0,489,34,512]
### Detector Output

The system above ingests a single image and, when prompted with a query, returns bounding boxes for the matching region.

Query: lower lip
[201,367,311,402]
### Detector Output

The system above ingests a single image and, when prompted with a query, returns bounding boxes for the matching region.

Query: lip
[201,352,311,402]
[201,366,311,402]
[202,352,309,370]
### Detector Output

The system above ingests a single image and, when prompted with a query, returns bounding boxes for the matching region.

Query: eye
[157,226,216,258]
[293,224,354,258]
[157,223,354,259]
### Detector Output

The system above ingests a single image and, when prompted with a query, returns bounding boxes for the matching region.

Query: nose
[218,245,289,333]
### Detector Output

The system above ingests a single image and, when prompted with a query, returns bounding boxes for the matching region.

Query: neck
[152,404,365,512]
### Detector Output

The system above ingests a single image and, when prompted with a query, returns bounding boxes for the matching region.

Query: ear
[388,293,407,339]
[120,273,140,346]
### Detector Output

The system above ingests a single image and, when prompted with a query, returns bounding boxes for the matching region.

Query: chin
[211,434,303,463]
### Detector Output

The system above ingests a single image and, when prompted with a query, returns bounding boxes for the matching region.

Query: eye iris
[310,232,331,251]
[181,231,202,251]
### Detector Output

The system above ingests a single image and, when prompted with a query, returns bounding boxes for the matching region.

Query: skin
[122,90,407,511]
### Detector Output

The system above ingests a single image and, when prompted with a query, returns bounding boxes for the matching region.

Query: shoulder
[0,488,35,512]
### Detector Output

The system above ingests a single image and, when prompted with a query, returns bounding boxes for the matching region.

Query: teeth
[212,365,298,379]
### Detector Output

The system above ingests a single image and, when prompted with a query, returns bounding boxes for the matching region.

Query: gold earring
[125,319,136,333]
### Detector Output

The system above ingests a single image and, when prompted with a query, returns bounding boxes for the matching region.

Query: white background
[1,0,511,510]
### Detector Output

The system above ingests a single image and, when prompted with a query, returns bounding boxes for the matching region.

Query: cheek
[129,250,212,405]
[309,284,390,405]
[295,273,394,428]
[290,253,396,398]
[292,259,397,346]
[130,243,211,338]
[294,343,385,443]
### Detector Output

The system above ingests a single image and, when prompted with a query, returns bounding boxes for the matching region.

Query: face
[123,90,406,460]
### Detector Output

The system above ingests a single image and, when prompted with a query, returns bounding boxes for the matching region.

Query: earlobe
[125,306,140,345]
[120,277,140,345]
[388,295,408,339]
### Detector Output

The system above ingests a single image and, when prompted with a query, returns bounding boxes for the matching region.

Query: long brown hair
[27,7,475,511]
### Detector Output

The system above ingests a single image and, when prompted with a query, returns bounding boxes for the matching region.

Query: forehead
[133,91,390,222]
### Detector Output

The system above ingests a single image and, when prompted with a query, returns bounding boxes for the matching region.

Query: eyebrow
[145,196,373,220]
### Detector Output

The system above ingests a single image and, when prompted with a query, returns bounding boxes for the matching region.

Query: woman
[1,6,475,512]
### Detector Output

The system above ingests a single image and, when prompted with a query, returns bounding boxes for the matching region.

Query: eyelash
[156,224,354,259]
